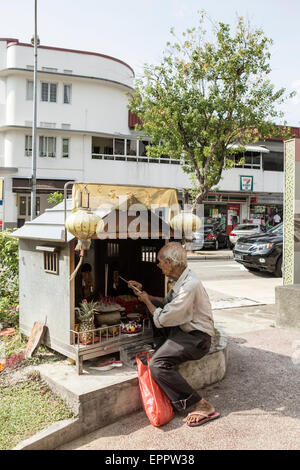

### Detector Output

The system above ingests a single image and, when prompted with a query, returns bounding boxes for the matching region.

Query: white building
[0,37,291,232]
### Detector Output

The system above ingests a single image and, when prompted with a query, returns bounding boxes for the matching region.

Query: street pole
[31,0,38,220]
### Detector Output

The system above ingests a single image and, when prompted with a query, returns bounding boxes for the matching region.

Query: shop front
[203,193,249,234]
[249,195,283,229]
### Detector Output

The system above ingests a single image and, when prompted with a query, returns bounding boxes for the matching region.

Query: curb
[187,250,233,261]
[188,255,234,261]
[13,418,82,450]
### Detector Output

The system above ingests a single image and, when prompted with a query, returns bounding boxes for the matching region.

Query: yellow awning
[72,183,180,214]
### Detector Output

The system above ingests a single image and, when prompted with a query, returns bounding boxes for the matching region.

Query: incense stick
[118,275,142,294]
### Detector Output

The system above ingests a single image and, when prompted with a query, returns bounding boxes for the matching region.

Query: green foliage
[48,191,64,206]
[129,12,295,209]
[0,231,19,328]
[0,329,26,358]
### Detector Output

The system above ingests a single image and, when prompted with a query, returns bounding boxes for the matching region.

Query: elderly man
[129,242,219,427]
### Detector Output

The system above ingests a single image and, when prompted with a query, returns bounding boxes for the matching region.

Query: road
[188,258,282,305]
[187,258,282,334]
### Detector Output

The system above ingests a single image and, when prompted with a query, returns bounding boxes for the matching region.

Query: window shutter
[41,82,48,101]
[64,85,71,104]
[62,138,69,157]
[39,136,46,157]
[50,83,57,102]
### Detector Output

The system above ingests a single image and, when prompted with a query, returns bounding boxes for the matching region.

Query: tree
[48,191,63,206]
[129,13,295,211]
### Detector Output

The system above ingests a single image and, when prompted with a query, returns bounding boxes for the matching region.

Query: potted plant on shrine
[77,299,97,344]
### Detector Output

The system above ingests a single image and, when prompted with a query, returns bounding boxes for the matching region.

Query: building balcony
[91,136,181,165]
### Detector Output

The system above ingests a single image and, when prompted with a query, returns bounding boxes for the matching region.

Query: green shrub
[0,231,19,328]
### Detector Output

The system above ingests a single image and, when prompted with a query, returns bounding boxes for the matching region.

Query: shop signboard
[256,195,283,205]
[240,175,253,191]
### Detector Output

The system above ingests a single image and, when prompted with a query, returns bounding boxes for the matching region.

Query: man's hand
[137,291,156,315]
[136,291,150,304]
[128,280,143,294]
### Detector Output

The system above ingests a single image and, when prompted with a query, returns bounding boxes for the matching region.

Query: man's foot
[183,398,215,425]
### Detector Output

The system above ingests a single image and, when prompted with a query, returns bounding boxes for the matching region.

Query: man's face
[157,251,173,277]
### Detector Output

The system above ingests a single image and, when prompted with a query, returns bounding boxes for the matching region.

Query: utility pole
[31,0,39,220]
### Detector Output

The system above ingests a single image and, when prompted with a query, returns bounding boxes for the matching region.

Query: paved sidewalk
[58,325,300,450]
[187,249,233,260]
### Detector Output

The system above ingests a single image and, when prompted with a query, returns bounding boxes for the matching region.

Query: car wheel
[275,256,282,277]
[214,240,219,250]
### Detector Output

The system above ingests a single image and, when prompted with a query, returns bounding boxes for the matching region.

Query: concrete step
[15,330,228,450]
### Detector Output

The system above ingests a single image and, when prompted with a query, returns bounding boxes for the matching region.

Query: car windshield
[267,223,283,235]
[234,224,259,231]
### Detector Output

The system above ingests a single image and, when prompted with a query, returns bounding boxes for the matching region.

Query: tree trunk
[192,191,207,214]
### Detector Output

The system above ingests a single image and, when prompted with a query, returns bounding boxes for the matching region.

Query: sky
[1,0,300,125]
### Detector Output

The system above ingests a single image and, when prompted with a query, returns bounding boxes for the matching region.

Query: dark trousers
[148,301,211,412]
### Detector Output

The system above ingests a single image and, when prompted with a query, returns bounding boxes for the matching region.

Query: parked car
[229,223,263,247]
[192,223,229,251]
[233,223,283,277]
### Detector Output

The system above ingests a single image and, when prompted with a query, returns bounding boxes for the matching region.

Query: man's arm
[136,292,157,315]
[138,284,195,328]
[148,295,164,303]
[152,285,194,328]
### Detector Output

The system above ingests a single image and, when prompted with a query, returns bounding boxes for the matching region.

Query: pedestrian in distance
[273,212,281,225]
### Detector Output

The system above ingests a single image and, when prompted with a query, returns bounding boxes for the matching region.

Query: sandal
[185,411,220,427]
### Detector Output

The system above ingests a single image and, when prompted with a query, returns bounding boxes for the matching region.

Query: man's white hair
[160,242,187,267]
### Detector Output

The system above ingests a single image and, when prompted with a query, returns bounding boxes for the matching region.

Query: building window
[63,85,71,104]
[114,139,125,155]
[92,137,113,156]
[228,152,261,169]
[62,138,70,158]
[141,246,157,263]
[25,135,32,156]
[262,152,283,172]
[44,252,59,275]
[138,140,150,157]
[90,136,180,164]
[126,139,137,156]
[41,82,57,102]
[39,136,57,157]
[107,242,120,257]
[26,80,33,100]
[19,196,27,216]
[28,196,40,217]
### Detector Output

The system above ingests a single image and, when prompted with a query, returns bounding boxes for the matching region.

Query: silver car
[229,223,263,247]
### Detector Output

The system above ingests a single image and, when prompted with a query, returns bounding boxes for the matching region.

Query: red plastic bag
[136,352,174,427]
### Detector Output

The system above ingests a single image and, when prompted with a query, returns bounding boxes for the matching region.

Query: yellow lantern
[65,209,104,251]
[170,212,202,240]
